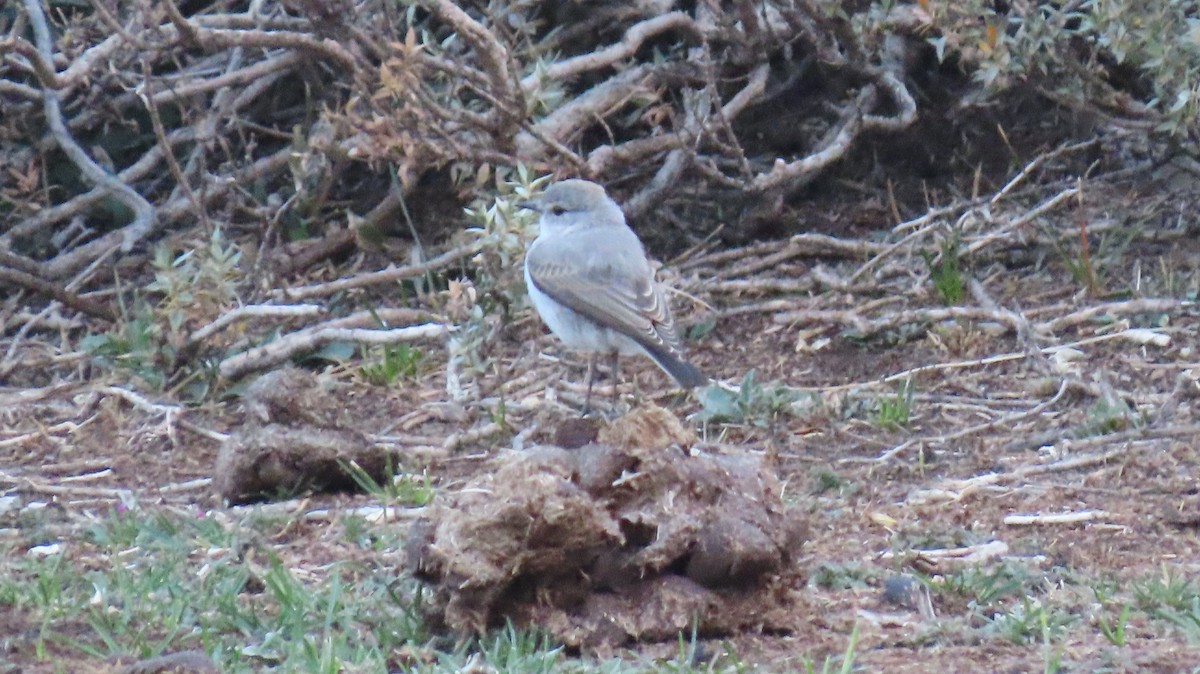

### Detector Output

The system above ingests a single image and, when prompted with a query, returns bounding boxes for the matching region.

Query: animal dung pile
[406,406,809,646]
[214,367,395,505]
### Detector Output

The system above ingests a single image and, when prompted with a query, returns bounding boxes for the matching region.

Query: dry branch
[871,380,1071,463]
[1037,298,1189,334]
[426,0,518,134]
[22,0,157,254]
[186,304,324,347]
[770,297,1190,342]
[516,65,655,158]
[0,268,116,322]
[520,12,699,90]
[1004,511,1113,526]
[749,87,870,194]
[281,241,483,300]
[909,424,1200,505]
[770,305,1020,334]
[218,324,448,380]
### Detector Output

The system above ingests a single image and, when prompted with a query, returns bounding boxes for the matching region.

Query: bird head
[518,180,625,232]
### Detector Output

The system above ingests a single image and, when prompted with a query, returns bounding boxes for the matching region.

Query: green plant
[914,1,1200,137]
[938,563,1030,609]
[145,227,242,333]
[341,459,433,507]
[1048,217,1138,297]
[872,378,915,430]
[1133,569,1200,613]
[391,472,436,507]
[685,317,717,341]
[1043,604,1064,674]
[0,507,432,672]
[921,234,965,306]
[81,227,243,396]
[80,310,169,388]
[811,563,876,591]
[695,370,815,426]
[1131,568,1200,643]
[1082,395,1141,436]
[656,625,704,674]
[986,597,1076,645]
[1097,603,1132,647]
[799,623,859,674]
[1154,597,1200,644]
[448,166,547,402]
[358,343,423,385]
[473,622,563,673]
[489,396,510,429]
[811,469,849,495]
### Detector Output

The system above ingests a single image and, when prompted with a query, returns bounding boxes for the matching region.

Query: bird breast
[524,263,644,356]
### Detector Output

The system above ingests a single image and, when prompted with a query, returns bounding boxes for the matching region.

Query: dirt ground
[4,152,1200,672]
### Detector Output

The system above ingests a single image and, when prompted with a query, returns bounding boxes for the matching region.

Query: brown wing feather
[526,228,683,355]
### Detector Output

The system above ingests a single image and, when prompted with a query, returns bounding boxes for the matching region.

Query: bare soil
[4,159,1200,672]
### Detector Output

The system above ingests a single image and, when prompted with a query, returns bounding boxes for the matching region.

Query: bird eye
[550,206,566,216]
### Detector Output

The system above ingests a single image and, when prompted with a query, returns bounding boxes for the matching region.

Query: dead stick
[0,267,117,321]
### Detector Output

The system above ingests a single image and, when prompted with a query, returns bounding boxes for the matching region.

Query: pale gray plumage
[520,180,706,396]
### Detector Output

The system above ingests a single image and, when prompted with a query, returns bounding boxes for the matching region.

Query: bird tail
[643,343,708,388]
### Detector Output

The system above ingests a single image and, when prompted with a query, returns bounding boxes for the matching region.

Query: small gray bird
[520,179,706,410]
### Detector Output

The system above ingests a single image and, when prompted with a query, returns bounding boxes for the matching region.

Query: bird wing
[526,228,684,355]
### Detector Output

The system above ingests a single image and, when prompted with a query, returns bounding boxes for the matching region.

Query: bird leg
[609,351,620,406]
[582,353,598,416]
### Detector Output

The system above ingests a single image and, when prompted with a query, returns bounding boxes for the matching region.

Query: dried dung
[407,406,809,645]
[214,366,395,504]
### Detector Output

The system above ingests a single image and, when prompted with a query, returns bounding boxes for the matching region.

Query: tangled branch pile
[2,0,1197,388]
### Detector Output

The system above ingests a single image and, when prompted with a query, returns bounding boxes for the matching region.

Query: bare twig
[520,12,698,90]
[870,380,1070,462]
[23,0,157,253]
[686,232,885,275]
[218,324,448,380]
[426,0,517,134]
[806,329,1167,395]
[281,241,482,300]
[0,127,200,248]
[749,87,871,194]
[908,447,1127,504]
[770,305,1021,334]
[0,268,116,322]
[100,386,228,442]
[517,65,654,158]
[1036,298,1189,334]
[771,297,1190,343]
[138,59,206,230]
[186,304,324,346]
[1004,511,1113,526]
[40,148,292,280]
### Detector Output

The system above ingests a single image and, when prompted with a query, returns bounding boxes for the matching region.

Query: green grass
[342,459,435,508]
[984,597,1077,645]
[937,562,1033,610]
[921,234,965,306]
[871,378,914,430]
[358,343,424,385]
[810,469,850,495]
[800,624,859,674]
[0,507,420,671]
[1097,603,1132,647]
[9,501,1196,672]
[810,562,877,591]
[0,507,775,673]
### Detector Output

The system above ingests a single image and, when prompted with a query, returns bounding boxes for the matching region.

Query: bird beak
[516,199,539,212]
